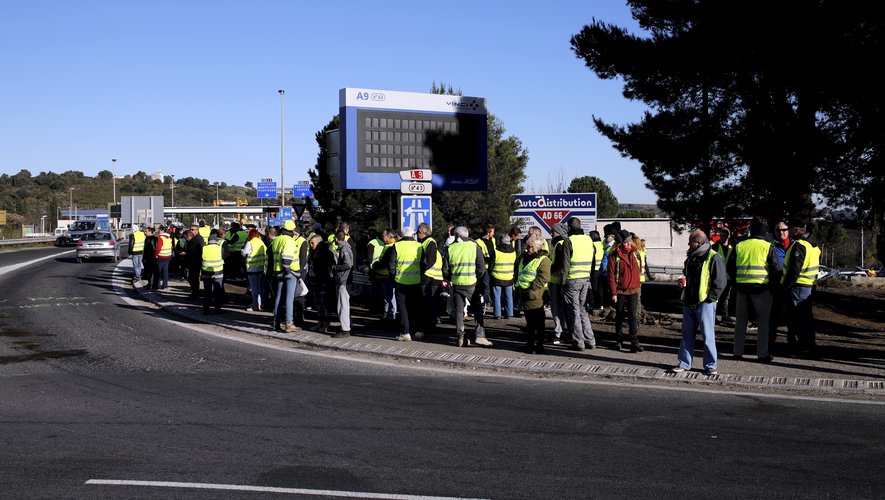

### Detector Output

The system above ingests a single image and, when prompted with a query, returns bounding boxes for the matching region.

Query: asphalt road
[0,248,883,499]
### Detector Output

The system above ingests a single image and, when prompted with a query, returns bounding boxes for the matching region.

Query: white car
[76,232,120,263]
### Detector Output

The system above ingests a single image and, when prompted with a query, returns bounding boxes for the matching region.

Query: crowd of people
[674,217,821,375]
[125,215,821,372]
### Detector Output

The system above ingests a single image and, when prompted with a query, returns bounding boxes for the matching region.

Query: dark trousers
[202,277,224,312]
[524,307,546,352]
[590,270,603,309]
[144,259,158,288]
[718,282,734,320]
[615,293,640,345]
[769,286,788,350]
[187,264,201,297]
[156,258,170,288]
[420,280,440,334]
[314,281,333,325]
[395,283,421,335]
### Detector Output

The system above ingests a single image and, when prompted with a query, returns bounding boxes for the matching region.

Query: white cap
[131,224,139,231]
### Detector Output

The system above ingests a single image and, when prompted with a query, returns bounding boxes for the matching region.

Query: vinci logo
[446,99,480,111]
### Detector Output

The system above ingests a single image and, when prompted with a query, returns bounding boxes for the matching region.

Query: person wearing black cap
[781,217,821,357]
[607,229,643,352]
[730,218,781,362]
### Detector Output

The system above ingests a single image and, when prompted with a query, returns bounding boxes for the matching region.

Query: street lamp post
[278,89,286,209]
[69,188,73,221]
[40,215,46,234]
[215,182,219,205]
[111,158,117,204]
[170,174,175,207]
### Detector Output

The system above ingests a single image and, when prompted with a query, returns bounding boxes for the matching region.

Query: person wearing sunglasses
[769,220,791,353]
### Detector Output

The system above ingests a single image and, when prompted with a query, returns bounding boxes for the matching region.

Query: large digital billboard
[339,88,487,190]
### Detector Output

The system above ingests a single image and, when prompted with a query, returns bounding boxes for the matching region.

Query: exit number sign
[399,169,432,181]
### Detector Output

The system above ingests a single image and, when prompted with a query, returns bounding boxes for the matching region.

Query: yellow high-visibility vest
[449,241,478,286]
[736,239,773,284]
[393,240,422,285]
[567,234,593,280]
[202,243,224,273]
[131,231,145,253]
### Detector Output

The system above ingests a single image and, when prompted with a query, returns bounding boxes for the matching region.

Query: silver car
[76,232,120,263]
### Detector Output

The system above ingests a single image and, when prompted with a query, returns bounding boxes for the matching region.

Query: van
[56,219,112,246]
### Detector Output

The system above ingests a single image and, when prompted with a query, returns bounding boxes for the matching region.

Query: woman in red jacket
[608,230,643,352]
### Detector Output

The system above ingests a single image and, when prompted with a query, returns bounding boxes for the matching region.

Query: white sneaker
[670,366,687,373]
[397,333,412,342]
[474,337,493,347]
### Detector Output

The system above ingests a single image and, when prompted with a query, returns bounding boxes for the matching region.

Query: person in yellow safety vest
[417,223,444,336]
[225,222,248,281]
[270,220,303,333]
[516,235,551,354]
[547,223,570,343]
[327,221,353,252]
[633,233,654,321]
[490,233,516,319]
[154,225,173,290]
[711,226,735,324]
[476,224,496,315]
[589,230,605,312]
[729,218,782,363]
[670,229,727,376]
[365,228,387,316]
[781,217,821,358]
[446,226,492,348]
[525,226,549,254]
[128,224,146,282]
[560,218,597,351]
[371,229,399,322]
[200,230,229,314]
[241,228,267,312]
[381,226,424,341]
[197,219,211,239]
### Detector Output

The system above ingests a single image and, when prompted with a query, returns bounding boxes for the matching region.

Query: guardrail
[0,237,56,247]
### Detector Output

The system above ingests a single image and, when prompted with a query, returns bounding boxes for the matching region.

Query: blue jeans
[247,272,263,310]
[131,253,143,280]
[564,279,594,347]
[678,301,718,370]
[273,274,297,324]
[491,285,513,318]
[380,278,397,319]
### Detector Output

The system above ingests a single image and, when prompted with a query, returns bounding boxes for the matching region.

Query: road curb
[121,269,885,398]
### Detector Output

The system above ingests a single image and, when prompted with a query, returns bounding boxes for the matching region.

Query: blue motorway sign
[257,181,277,199]
[280,207,293,220]
[511,193,597,239]
[400,195,432,231]
[293,183,313,199]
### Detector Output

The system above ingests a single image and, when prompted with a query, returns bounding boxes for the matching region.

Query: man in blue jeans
[672,229,727,376]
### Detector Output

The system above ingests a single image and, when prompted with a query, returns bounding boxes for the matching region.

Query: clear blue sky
[0,1,656,203]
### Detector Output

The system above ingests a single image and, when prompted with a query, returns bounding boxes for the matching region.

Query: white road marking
[85,479,490,499]
[0,249,75,277]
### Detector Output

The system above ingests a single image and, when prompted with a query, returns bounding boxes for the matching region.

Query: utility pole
[278,89,286,209]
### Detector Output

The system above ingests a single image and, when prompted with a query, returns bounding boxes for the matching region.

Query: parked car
[76,231,120,263]
[56,219,112,246]
[836,266,872,280]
